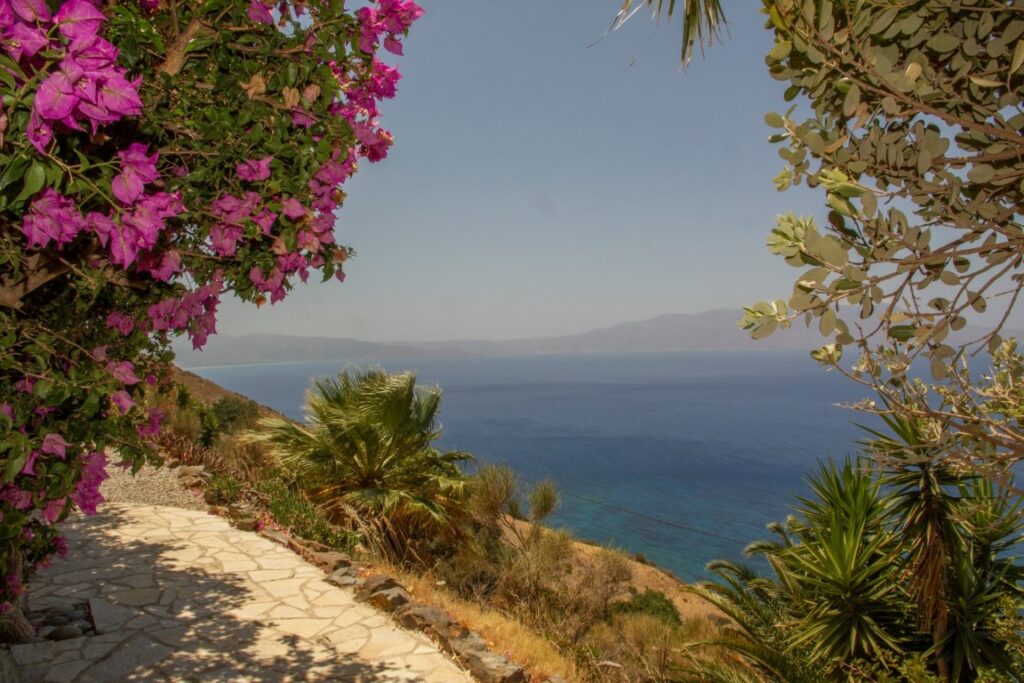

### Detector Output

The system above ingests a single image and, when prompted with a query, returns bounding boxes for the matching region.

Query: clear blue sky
[214,1,825,342]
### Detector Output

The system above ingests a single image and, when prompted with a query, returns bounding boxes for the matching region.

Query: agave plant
[247,369,470,561]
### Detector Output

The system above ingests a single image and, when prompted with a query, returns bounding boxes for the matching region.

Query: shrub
[205,474,242,506]
[583,613,682,683]
[611,588,682,628]
[210,397,261,436]
[256,479,358,552]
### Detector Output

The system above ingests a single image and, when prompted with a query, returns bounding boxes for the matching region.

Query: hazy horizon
[208,3,830,343]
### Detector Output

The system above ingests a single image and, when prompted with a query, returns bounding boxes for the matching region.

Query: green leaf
[842,84,861,117]
[969,76,1002,88]
[764,112,784,128]
[1012,39,1024,74]
[888,325,915,342]
[968,164,995,183]
[2,451,26,483]
[14,161,45,204]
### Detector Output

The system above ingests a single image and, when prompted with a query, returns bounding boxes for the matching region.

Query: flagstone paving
[13,504,473,682]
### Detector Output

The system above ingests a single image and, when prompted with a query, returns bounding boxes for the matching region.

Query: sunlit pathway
[14,504,472,682]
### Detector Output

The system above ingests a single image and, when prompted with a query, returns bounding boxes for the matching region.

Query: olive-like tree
[736,1,1024,485]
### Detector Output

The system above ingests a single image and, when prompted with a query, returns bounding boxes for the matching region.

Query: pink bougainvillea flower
[54,535,68,558]
[111,390,134,414]
[35,68,79,120]
[139,249,180,282]
[4,22,49,61]
[209,223,243,257]
[106,360,140,385]
[383,36,403,55]
[97,75,142,117]
[20,451,40,476]
[106,311,135,335]
[11,0,51,23]
[41,433,69,458]
[137,407,163,438]
[253,209,277,234]
[291,110,314,128]
[21,189,86,249]
[72,452,108,515]
[26,110,52,154]
[281,197,305,219]
[112,143,159,205]
[14,377,34,393]
[0,404,13,421]
[236,156,273,181]
[247,0,273,25]
[54,0,106,41]
[41,498,66,524]
[91,345,108,362]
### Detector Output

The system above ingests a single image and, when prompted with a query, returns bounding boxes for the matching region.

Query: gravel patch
[100,464,206,511]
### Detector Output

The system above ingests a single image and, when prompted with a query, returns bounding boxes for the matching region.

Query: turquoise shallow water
[192,350,869,580]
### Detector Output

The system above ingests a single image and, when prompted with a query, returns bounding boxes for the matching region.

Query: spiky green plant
[246,369,470,561]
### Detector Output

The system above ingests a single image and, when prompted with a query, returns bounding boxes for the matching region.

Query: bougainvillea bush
[0,0,421,629]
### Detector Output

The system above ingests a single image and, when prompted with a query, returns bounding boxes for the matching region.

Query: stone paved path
[13,504,473,682]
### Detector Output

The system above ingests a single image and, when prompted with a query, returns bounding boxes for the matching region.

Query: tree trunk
[0,549,34,643]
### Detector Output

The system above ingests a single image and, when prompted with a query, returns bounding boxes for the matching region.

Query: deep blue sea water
[192,351,871,581]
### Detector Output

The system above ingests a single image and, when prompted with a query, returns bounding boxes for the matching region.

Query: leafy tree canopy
[736,1,1024,483]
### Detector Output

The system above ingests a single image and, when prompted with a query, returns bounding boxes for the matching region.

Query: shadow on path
[17,507,410,682]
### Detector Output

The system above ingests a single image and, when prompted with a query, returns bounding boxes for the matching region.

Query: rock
[51,604,76,616]
[366,587,410,612]
[258,528,291,548]
[88,597,138,634]
[43,613,68,627]
[36,626,55,639]
[355,575,400,601]
[231,517,259,532]
[395,604,454,634]
[309,551,351,573]
[66,610,87,622]
[543,677,568,683]
[177,465,208,481]
[324,570,359,588]
[0,650,21,683]
[70,620,92,632]
[449,632,527,683]
[46,625,83,641]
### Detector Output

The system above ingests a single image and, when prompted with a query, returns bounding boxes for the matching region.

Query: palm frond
[611,0,727,65]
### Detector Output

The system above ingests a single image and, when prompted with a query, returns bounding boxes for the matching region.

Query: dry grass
[508,519,727,624]
[370,560,580,683]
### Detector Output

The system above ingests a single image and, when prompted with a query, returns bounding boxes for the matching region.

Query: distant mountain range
[174,309,835,368]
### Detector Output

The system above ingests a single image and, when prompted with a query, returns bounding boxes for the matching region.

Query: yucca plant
[246,369,470,562]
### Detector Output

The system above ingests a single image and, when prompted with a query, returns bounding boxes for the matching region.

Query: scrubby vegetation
[161,367,1023,683]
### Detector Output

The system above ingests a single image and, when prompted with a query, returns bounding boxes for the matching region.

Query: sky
[214,1,828,342]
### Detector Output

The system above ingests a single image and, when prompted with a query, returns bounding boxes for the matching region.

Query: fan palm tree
[610,0,727,64]
[247,369,470,561]
[680,560,823,683]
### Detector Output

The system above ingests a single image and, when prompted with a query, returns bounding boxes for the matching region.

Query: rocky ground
[100,462,206,511]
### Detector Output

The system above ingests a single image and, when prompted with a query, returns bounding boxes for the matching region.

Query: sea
[192,351,872,581]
